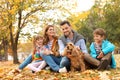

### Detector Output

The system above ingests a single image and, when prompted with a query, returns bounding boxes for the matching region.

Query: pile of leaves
[0,54,120,80]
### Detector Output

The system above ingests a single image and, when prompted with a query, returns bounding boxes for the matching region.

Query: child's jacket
[90,40,116,68]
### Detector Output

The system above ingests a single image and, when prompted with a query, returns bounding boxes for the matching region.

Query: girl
[27,35,47,73]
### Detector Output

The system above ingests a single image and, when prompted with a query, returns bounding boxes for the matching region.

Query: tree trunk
[4,47,8,61]
[3,38,8,61]
[9,23,20,64]
[12,46,19,64]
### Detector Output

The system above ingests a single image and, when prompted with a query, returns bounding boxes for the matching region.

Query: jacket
[90,40,116,68]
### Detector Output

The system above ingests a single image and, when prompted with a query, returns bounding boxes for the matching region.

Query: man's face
[60,24,72,37]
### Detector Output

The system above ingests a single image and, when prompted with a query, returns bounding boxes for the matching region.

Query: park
[0,0,120,80]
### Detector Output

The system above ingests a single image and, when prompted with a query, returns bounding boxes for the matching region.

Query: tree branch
[20,2,44,28]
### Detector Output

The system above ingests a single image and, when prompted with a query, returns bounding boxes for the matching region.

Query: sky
[76,0,95,12]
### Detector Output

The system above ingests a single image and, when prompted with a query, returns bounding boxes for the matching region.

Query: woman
[40,25,68,73]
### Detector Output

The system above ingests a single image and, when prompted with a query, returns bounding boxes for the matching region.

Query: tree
[0,0,77,64]
[103,0,120,46]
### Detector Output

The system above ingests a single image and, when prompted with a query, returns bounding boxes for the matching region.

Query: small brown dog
[63,42,85,72]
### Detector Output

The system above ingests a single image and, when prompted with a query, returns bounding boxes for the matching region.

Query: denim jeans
[19,54,32,70]
[60,56,70,71]
[40,54,61,71]
[40,53,70,72]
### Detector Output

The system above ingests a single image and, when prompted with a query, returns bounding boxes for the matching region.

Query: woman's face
[46,27,55,37]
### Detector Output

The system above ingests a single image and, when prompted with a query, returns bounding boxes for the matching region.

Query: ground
[0,54,120,80]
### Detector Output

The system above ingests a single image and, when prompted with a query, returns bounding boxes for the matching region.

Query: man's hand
[75,46,80,50]
[97,51,104,59]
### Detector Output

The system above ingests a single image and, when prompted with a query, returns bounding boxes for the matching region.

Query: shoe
[59,67,67,73]
[32,70,35,73]
[8,69,21,75]
[12,69,21,73]
[45,66,51,70]
[106,65,111,70]
[97,60,108,70]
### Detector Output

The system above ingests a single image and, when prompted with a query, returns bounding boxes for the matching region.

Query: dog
[62,42,85,72]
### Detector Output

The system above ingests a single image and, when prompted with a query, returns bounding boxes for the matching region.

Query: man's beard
[65,31,71,37]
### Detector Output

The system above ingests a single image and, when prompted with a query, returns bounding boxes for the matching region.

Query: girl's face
[46,27,55,37]
[93,34,104,44]
[35,38,43,47]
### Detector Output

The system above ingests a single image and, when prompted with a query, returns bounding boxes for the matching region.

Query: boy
[84,28,116,70]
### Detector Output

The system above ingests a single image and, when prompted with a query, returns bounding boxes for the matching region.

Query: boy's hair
[60,20,71,26]
[93,28,106,37]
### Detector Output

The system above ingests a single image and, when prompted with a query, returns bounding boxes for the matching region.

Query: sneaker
[59,67,67,73]
[14,69,22,73]
[97,60,108,70]
[45,66,51,70]
[106,65,111,70]
[8,69,21,75]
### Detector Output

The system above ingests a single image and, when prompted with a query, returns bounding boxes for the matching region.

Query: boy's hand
[97,51,104,59]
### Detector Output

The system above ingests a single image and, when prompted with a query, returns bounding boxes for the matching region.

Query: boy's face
[36,38,43,47]
[93,34,104,43]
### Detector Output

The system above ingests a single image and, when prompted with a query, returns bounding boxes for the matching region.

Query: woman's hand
[43,49,52,55]
[43,49,50,55]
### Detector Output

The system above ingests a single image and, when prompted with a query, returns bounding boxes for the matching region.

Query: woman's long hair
[43,25,60,56]
[43,25,54,45]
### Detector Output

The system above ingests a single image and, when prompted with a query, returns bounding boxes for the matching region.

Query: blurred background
[0,0,120,64]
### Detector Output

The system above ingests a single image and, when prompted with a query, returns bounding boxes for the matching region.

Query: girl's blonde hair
[33,35,43,47]
[32,35,43,56]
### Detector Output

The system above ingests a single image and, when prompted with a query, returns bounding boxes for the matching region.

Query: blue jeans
[19,54,32,70]
[60,56,70,71]
[40,53,70,72]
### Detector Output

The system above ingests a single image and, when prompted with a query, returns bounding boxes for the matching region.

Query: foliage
[103,0,120,45]
[0,54,120,80]
[0,0,77,63]
[68,0,120,48]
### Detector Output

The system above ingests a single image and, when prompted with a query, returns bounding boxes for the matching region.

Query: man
[58,20,88,72]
